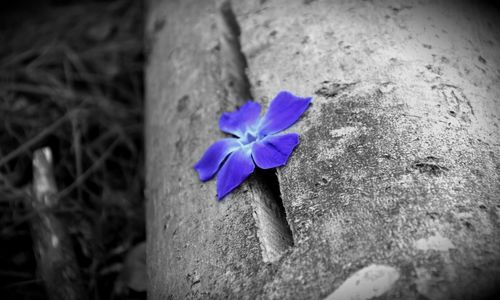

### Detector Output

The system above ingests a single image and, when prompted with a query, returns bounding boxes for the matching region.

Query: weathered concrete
[146,0,500,299]
[145,1,270,298]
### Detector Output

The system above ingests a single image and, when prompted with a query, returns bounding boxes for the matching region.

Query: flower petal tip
[216,148,255,201]
[259,92,313,135]
[193,138,241,182]
[194,167,210,182]
[251,133,300,169]
[216,192,227,201]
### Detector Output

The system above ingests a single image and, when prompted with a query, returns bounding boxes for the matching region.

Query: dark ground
[0,0,145,299]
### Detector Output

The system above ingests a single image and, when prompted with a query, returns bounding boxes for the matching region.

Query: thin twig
[71,113,83,203]
[56,137,121,200]
[0,111,75,168]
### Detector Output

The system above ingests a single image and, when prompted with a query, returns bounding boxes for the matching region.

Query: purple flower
[194,91,312,200]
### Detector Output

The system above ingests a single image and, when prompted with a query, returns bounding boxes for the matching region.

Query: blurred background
[0,0,146,299]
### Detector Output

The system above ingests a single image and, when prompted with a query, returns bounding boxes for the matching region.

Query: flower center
[242,132,257,144]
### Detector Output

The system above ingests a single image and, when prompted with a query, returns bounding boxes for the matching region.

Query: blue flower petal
[194,138,242,182]
[251,133,299,169]
[217,148,255,200]
[259,91,311,136]
[219,101,261,137]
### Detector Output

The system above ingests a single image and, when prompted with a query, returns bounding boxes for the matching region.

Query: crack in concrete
[216,0,294,262]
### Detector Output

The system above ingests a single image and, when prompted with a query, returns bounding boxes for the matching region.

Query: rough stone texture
[146,0,500,299]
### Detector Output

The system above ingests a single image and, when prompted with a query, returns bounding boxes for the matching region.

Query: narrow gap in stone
[218,0,252,101]
[251,169,294,262]
[256,169,282,204]
[217,0,294,262]
[256,168,295,245]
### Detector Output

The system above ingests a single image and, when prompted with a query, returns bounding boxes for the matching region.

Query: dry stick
[29,147,87,300]
[71,114,83,203]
